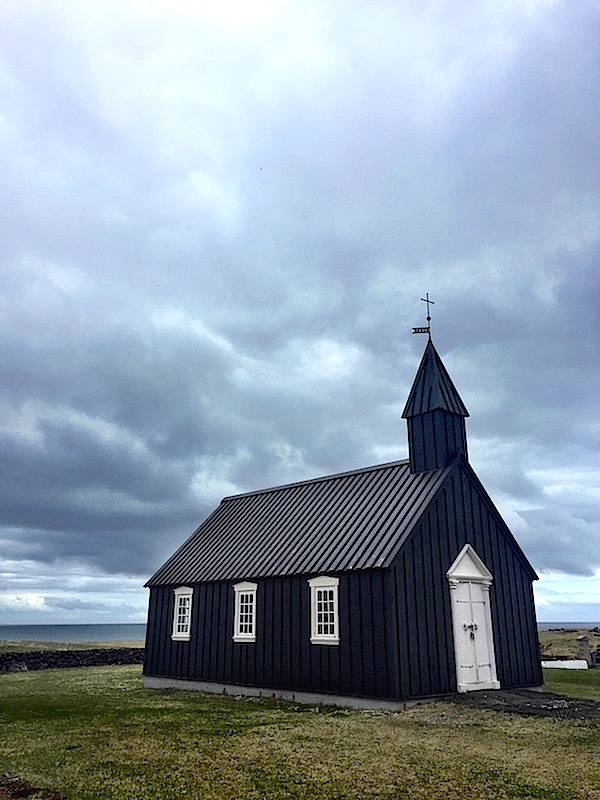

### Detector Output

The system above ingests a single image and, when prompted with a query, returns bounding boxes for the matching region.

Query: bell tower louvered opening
[402,339,469,474]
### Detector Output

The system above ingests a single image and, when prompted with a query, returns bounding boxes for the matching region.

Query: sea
[537,622,599,631]
[0,624,146,643]
[0,622,597,643]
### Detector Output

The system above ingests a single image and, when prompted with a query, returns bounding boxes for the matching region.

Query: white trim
[233,581,257,643]
[446,543,493,584]
[456,678,501,692]
[308,575,340,588]
[171,586,193,641]
[308,575,340,645]
[446,547,500,692]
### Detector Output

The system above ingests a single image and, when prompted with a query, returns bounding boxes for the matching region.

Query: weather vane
[412,293,434,338]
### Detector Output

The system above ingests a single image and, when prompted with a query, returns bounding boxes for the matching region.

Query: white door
[447,545,500,693]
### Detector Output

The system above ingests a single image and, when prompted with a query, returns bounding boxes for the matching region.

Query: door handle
[463,622,478,639]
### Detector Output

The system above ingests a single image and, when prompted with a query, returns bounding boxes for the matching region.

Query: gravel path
[446,687,600,719]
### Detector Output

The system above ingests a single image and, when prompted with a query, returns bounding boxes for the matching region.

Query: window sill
[310,637,340,645]
[171,634,191,642]
[233,635,256,643]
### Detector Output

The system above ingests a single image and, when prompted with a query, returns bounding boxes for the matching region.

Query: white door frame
[447,544,500,693]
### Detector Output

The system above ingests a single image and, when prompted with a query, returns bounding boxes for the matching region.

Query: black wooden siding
[145,457,541,700]
[407,409,468,473]
[385,459,541,697]
[145,569,399,699]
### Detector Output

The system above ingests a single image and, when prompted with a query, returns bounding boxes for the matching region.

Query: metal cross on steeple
[412,293,434,338]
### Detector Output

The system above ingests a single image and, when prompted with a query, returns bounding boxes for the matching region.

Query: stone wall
[0,648,144,673]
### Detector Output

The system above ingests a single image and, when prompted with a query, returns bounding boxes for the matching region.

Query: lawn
[543,665,600,701]
[1,666,599,800]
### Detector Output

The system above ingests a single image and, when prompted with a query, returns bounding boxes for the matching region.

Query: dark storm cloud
[1,0,599,621]
[521,505,600,576]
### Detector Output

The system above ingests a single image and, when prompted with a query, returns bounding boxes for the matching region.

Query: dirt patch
[0,775,66,800]
[447,688,600,719]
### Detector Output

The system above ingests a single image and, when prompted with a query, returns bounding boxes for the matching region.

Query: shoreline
[0,639,145,654]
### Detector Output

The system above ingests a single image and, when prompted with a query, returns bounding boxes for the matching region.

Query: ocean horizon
[0,621,598,643]
[537,621,599,631]
[0,623,146,643]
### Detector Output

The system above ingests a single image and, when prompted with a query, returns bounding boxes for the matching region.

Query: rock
[0,648,144,674]
[2,661,28,673]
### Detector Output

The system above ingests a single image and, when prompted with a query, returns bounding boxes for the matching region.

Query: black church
[143,336,542,705]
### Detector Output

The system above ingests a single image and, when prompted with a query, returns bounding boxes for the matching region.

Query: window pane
[311,581,338,640]
[235,586,256,638]
[173,591,192,638]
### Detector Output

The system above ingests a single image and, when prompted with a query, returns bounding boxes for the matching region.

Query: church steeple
[402,339,469,473]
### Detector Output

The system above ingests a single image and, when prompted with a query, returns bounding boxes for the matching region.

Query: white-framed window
[233,581,257,642]
[308,575,340,645]
[171,586,193,641]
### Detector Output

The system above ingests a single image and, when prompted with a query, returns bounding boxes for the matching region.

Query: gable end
[456,457,538,581]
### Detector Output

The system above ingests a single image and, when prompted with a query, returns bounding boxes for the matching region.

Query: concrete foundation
[143,675,420,710]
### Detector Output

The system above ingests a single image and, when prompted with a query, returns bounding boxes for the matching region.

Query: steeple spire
[403,339,469,419]
[402,339,469,474]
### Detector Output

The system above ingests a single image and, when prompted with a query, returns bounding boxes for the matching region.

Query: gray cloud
[1,0,599,623]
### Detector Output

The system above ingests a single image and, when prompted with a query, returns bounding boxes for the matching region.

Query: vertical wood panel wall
[407,410,467,473]
[145,570,400,700]
[387,462,542,697]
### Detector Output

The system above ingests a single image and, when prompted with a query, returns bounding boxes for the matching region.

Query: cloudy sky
[1,0,599,626]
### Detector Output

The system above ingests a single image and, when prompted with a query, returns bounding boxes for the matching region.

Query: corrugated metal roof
[402,339,469,418]
[146,460,451,586]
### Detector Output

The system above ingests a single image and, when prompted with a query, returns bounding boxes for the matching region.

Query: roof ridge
[221,459,411,502]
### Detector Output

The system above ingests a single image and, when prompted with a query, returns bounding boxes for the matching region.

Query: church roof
[402,339,469,419]
[146,459,451,586]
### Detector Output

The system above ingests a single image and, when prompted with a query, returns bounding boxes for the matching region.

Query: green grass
[0,666,599,800]
[543,666,600,701]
